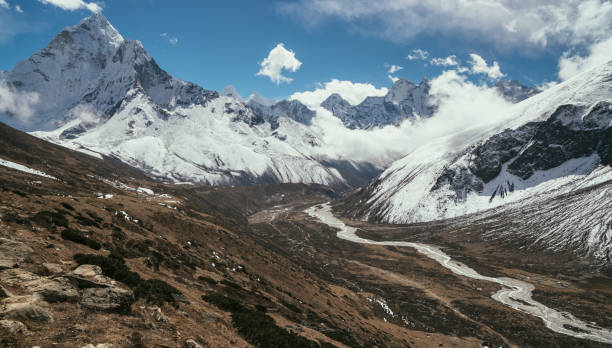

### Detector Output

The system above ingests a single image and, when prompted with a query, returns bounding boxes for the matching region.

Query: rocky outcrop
[80,287,134,312]
[0,239,33,270]
[0,319,27,334]
[0,295,53,323]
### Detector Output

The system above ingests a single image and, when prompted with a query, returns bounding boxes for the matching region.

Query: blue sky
[1,1,610,100]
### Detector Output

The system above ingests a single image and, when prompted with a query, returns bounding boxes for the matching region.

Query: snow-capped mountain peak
[2,14,379,188]
[384,78,418,104]
[246,91,277,107]
[220,85,243,101]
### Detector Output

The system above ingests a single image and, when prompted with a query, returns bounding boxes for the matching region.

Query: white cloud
[468,53,504,79]
[290,79,388,109]
[37,0,102,13]
[406,48,429,60]
[387,64,403,74]
[558,36,612,80]
[279,0,612,50]
[430,55,459,66]
[256,43,302,85]
[160,32,178,45]
[308,70,514,166]
[0,0,8,9]
[0,83,40,123]
[387,75,399,83]
[14,5,23,12]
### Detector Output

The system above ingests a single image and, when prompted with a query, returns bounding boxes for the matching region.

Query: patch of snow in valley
[0,158,57,180]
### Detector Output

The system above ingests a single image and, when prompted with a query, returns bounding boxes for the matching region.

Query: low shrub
[197,276,218,285]
[60,202,75,211]
[33,210,69,228]
[73,253,182,306]
[202,293,335,348]
[61,229,101,250]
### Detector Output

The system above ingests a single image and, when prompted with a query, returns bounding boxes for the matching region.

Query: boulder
[0,239,33,270]
[69,264,116,287]
[184,339,204,348]
[31,277,79,303]
[80,286,134,312]
[72,264,102,277]
[42,263,63,274]
[0,295,53,323]
[0,319,27,334]
[0,269,40,287]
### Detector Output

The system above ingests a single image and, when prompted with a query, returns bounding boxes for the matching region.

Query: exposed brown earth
[0,122,610,347]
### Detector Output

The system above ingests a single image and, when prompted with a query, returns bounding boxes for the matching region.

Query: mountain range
[2,13,609,264]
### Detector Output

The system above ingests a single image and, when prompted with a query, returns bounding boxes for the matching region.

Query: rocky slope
[1,14,377,188]
[338,60,612,262]
[3,121,609,347]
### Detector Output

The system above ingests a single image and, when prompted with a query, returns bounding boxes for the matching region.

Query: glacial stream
[305,203,612,344]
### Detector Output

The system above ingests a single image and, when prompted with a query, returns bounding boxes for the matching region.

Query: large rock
[42,263,63,275]
[183,339,204,348]
[69,264,116,287]
[0,239,33,270]
[80,287,134,312]
[30,277,79,303]
[0,269,40,287]
[0,269,79,303]
[0,295,53,323]
[0,319,27,334]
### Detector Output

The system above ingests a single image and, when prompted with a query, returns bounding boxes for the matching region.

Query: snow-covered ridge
[344,59,612,260]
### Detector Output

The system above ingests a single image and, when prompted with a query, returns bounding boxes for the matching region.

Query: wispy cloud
[14,4,23,12]
[306,70,514,166]
[0,82,40,124]
[0,0,8,9]
[406,48,428,61]
[37,0,102,13]
[256,43,302,85]
[430,55,459,67]
[160,32,178,45]
[279,0,612,51]
[387,64,403,74]
[558,36,612,80]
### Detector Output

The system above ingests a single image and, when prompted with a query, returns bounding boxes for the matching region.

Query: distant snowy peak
[248,98,315,127]
[220,85,242,101]
[494,79,540,103]
[246,91,277,107]
[321,78,435,129]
